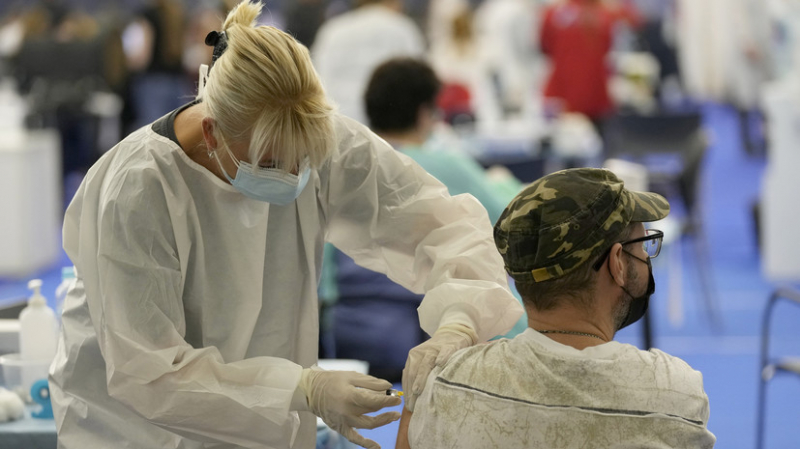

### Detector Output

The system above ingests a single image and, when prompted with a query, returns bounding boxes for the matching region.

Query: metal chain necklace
[535,329,606,342]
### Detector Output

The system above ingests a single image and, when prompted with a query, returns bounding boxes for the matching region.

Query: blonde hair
[203,0,335,171]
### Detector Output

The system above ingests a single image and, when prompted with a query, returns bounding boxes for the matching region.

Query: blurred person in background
[473,0,545,121]
[182,1,236,85]
[427,0,482,125]
[629,0,682,108]
[426,0,503,126]
[323,57,527,383]
[426,0,477,112]
[284,0,328,48]
[9,2,129,178]
[49,2,524,448]
[426,0,468,56]
[728,0,773,157]
[675,0,772,156]
[311,0,426,125]
[124,0,192,133]
[0,4,46,63]
[539,0,642,135]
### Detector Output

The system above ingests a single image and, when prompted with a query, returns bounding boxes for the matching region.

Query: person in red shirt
[540,0,641,131]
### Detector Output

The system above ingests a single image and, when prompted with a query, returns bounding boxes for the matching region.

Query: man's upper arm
[395,407,413,449]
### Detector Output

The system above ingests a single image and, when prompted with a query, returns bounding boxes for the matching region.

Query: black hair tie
[205,30,228,73]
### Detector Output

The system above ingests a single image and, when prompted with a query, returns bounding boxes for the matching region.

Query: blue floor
[2,102,798,448]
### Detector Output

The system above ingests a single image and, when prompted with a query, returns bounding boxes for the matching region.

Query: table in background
[0,406,56,449]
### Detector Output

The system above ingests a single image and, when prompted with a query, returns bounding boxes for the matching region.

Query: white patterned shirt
[409,328,716,448]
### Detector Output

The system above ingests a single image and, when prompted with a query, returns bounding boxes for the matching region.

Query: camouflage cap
[494,168,670,283]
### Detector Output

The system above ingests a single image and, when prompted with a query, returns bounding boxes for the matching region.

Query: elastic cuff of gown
[290,384,309,412]
[436,305,478,342]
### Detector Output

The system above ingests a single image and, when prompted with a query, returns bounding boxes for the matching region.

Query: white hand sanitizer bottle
[19,279,59,394]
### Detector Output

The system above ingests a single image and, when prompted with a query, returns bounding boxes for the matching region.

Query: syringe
[386,389,403,398]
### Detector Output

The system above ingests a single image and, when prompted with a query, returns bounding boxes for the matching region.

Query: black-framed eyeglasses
[592,229,664,271]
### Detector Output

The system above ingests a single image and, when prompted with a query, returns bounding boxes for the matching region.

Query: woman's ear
[608,243,625,286]
[201,117,218,151]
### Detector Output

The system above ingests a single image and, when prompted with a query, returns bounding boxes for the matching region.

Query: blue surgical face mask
[212,151,311,205]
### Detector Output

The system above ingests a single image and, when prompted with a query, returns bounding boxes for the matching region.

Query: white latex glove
[402,323,477,411]
[299,368,401,449]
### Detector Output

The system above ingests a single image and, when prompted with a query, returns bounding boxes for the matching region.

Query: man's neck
[378,129,426,148]
[527,303,616,350]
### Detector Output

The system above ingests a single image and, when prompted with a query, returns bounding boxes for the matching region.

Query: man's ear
[608,243,626,286]
[201,117,218,151]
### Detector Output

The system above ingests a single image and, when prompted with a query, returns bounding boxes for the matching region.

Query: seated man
[324,57,527,382]
[397,168,716,448]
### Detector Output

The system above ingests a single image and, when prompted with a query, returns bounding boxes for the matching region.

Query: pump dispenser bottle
[19,279,59,363]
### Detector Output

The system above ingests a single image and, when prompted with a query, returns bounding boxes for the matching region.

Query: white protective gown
[49,109,523,449]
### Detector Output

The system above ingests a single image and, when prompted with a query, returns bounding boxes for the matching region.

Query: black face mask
[614,252,655,330]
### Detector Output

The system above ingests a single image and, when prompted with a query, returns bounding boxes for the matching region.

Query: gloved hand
[299,368,401,449]
[402,323,477,411]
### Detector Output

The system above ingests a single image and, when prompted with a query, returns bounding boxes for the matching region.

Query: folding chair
[602,112,721,330]
[756,287,800,449]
